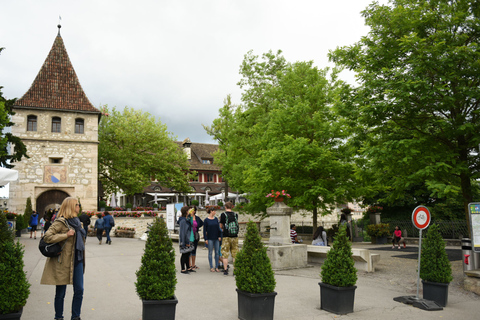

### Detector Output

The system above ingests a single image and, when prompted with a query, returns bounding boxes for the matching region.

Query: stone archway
[36,190,70,218]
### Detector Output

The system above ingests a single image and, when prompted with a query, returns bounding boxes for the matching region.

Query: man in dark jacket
[103,212,115,245]
[78,209,91,242]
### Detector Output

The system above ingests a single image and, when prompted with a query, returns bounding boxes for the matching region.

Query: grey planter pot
[142,296,178,320]
[422,280,449,307]
[319,282,356,315]
[236,289,277,320]
[0,307,23,320]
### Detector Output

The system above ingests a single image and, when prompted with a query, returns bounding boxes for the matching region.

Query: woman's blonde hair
[57,197,78,219]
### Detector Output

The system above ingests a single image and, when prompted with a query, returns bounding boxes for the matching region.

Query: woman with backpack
[40,197,86,320]
[94,214,105,245]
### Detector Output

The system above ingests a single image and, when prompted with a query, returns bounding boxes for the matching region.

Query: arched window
[75,118,84,134]
[51,117,61,133]
[27,115,37,131]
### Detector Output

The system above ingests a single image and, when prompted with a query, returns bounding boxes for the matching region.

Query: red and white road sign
[412,206,431,230]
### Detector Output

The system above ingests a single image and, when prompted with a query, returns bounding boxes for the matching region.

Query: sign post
[412,206,431,300]
[469,203,480,253]
[394,205,441,310]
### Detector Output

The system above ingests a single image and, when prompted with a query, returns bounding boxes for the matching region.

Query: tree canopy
[98,106,192,196]
[0,48,28,169]
[207,51,356,227]
[329,0,480,222]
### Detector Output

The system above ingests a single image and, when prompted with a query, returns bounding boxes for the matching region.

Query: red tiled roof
[15,28,100,114]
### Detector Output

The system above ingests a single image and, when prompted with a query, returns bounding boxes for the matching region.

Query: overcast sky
[0,0,390,147]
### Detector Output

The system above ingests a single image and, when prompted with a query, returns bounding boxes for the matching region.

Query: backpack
[38,219,69,257]
[224,212,239,237]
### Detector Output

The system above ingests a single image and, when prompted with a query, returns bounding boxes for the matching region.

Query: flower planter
[422,280,449,307]
[115,230,135,238]
[376,236,388,244]
[319,282,356,315]
[0,307,23,320]
[142,297,178,320]
[236,289,277,320]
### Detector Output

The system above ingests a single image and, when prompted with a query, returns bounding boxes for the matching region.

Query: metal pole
[416,228,423,300]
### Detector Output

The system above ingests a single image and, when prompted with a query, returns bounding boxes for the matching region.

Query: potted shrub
[217,201,224,208]
[235,221,276,320]
[191,199,199,207]
[135,217,178,320]
[99,200,107,211]
[152,203,159,211]
[126,203,133,212]
[0,212,31,319]
[319,224,357,315]
[366,223,390,244]
[15,215,27,237]
[420,223,453,307]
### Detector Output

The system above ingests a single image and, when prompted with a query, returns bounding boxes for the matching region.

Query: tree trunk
[313,205,318,235]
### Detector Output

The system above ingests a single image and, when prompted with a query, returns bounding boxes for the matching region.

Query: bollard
[462,238,475,272]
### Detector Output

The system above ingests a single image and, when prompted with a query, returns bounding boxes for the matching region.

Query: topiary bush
[191,199,199,206]
[320,224,357,287]
[0,212,30,314]
[15,214,27,232]
[126,203,133,209]
[24,197,33,227]
[420,223,453,283]
[136,217,177,300]
[235,221,276,293]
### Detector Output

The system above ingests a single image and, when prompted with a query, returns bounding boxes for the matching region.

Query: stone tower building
[9,26,101,215]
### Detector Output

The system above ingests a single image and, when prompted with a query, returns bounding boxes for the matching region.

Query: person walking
[78,209,90,242]
[189,206,203,270]
[203,208,221,272]
[312,226,327,246]
[29,210,39,239]
[40,216,46,237]
[219,201,239,275]
[103,211,115,245]
[94,214,105,245]
[178,206,193,274]
[40,197,86,320]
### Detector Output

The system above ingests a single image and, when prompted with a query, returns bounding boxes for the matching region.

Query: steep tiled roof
[15,27,100,114]
[175,141,221,171]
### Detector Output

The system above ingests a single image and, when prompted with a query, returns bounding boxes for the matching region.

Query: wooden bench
[307,245,380,272]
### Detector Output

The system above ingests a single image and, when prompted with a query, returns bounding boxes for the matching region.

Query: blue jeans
[105,227,112,243]
[55,261,84,319]
[207,239,220,269]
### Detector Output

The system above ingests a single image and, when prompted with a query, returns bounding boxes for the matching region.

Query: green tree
[235,221,276,293]
[98,106,192,196]
[207,51,356,228]
[135,217,176,300]
[0,48,28,169]
[24,197,33,225]
[329,0,480,223]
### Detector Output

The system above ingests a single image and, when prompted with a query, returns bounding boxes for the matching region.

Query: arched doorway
[36,190,70,218]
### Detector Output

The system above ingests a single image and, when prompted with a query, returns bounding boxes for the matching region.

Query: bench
[307,245,380,272]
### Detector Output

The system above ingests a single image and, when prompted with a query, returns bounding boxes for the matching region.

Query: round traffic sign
[412,206,431,230]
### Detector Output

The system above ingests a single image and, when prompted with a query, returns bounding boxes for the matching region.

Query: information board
[468,202,480,253]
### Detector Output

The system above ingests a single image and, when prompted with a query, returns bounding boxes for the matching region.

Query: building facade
[9,26,101,215]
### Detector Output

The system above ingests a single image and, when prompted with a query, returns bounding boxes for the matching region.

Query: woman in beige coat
[41,197,86,320]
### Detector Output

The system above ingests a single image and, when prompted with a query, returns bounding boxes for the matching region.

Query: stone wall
[9,108,99,213]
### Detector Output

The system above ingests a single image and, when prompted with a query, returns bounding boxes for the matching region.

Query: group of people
[89,211,115,245]
[178,201,239,276]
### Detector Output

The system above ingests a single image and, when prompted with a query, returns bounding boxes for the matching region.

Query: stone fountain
[266,201,308,270]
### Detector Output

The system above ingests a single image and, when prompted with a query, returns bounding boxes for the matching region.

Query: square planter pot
[0,307,23,320]
[236,289,277,320]
[319,282,356,315]
[376,236,388,244]
[142,296,178,320]
[422,280,449,307]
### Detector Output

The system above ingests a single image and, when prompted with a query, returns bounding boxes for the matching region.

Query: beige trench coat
[40,217,86,285]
